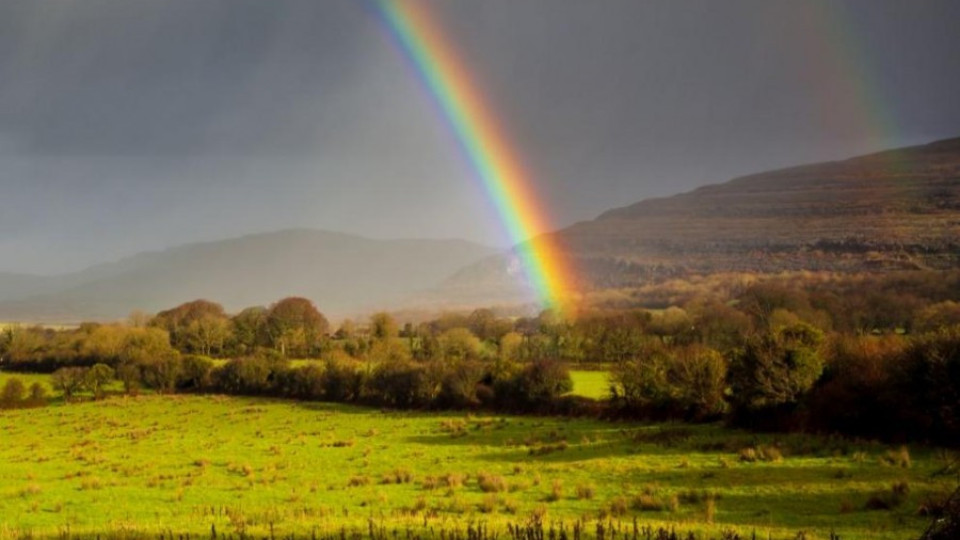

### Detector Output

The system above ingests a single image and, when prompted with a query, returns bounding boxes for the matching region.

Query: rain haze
[2,0,959,274]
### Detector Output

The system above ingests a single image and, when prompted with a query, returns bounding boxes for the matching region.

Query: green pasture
[0,393,955,539]
[569,370,611,399]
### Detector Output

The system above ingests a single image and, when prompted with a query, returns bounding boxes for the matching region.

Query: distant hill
[0,230,499,321]
[5,138,959,320]
[440,136,960,298]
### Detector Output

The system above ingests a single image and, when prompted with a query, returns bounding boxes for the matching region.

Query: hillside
[439,137,960,298]
[0,230,498,321]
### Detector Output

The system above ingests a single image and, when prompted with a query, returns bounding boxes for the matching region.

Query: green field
[0,393,954,539]
[569,370,611,399]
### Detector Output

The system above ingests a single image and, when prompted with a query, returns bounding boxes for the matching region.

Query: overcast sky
[1,0,959,274]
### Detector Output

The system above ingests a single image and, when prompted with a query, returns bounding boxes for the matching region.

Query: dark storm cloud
[0,0,377,155]
[1,0,959,273]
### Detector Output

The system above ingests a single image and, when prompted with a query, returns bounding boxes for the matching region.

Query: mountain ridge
[437,136,960,299]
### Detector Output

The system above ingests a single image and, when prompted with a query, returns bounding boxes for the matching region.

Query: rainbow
[372,0,574,310]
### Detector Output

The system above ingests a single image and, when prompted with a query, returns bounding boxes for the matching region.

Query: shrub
[321,356,365,402]
[140,354,184,394]
[27,382,47,403]
[178,355,214,390]
[477,471,507,493]
[544,479,563,502]
[882,446,911,468]
[738,445,783,463]
[1,377,26,405]
[347,475,370,487]
[442,473,465,489]
[437,360,486,408]
[368,360,435,408]
[575,484,595,500]
[632,494,666,512]
[478,494,498,513]
[865,481,909,510]
[212,354,285,395]
[607,496,629,517]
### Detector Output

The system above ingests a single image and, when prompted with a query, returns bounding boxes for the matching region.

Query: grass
[569,370,611,399]
[0,392,955,539]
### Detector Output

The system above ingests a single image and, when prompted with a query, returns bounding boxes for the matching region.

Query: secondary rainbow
[372,0,574,309]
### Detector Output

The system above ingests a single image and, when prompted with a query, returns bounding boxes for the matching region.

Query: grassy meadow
[1,392,955,539]
[569,370,611,400]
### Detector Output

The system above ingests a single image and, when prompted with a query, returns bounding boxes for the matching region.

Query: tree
[438,328,482,362]
[80,325,126,364]
[85,363,115,399]
[52,367,88,401]
[265,297,330,357]
[728,323,824,415]
[667,345,728,419]
[152,299,230,354]
[185,314,232,356]
[335,319,357,339]
[502,359,573,408]
[467,308,512,342]
[370,312,398,341]
[232,306,267,354]
[610,339,673,411]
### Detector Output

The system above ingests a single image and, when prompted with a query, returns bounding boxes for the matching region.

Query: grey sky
[1,0,959,274]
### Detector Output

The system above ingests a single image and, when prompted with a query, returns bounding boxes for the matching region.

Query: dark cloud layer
[1,0,959,273]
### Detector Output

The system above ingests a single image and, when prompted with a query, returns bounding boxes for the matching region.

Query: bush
[437,361,486,408]
[139,354,183,394]
[321,355,365,402]
[178,355,214,390]
[27,382,47,403]
[1,377,26,406]
[575,484,595,500]
[865,481,909,510]
[369,360,436,408]
[476,471,507,493]
[212,354,286,395]
[276,363,325,400]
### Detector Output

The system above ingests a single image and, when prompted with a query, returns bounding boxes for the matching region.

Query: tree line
[1,270,960,445]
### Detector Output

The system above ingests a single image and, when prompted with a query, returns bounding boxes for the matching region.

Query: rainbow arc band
[374,0,574,311]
